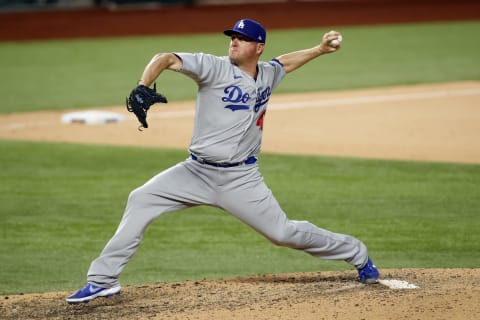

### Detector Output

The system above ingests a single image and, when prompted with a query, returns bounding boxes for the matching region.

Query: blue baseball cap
[224,19,266,44]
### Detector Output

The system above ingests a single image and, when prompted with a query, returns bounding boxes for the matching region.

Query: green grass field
[1,140,479,294]
[1,21,480,295]
[0,21,479,113]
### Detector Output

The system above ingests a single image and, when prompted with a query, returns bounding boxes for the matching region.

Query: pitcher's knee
[126,187,152,208]
[268,223,300,248]
[127,188,141,204]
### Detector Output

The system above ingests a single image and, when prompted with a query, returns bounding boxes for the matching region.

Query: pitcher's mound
[1,268,478,320]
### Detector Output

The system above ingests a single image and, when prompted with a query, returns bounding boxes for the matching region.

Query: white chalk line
[268,87,480,111]
[1,87,479,131]
[149,87,480,119]
[1,121,52,130]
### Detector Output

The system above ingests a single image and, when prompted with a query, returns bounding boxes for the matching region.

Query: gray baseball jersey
[177,52,285,163]
[86,53,369,288]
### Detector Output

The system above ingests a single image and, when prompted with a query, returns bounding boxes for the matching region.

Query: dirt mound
[1,268,478,320]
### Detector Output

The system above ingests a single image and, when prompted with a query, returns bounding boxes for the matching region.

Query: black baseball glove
[126,83,168,130]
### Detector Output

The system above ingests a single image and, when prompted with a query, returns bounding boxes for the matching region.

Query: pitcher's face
[228,34,264,65]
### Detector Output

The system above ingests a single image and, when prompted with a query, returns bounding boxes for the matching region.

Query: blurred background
[0,0,195,10]
[1,0,479,41]
[3,0,351,11]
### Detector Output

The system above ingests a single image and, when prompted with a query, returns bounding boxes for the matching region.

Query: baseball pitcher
[67,18,379,304]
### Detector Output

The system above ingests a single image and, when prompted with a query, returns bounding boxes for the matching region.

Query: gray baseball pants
[87,159,368,287]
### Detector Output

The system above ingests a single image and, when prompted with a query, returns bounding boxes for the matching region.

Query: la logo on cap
[224,18,267,44]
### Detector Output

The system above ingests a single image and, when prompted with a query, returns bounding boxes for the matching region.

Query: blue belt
[191,154,257,167]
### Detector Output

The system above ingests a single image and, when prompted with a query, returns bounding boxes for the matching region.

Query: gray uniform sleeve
[174,52,222,85]
[267,58,286,90]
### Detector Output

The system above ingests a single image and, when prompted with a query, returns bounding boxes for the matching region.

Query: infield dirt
[1,269,479,319]
[1,81,479,319]
[1,81,479,164]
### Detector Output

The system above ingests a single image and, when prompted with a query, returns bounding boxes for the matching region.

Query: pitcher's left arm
[276,31,342,73]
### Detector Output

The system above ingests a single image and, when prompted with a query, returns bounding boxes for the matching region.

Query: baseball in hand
[330,35,343,47]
